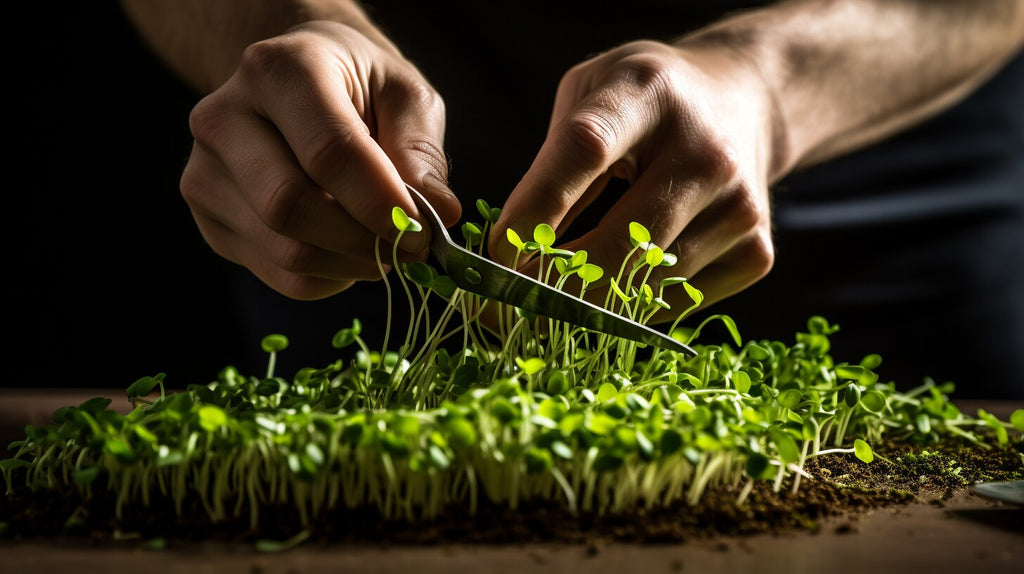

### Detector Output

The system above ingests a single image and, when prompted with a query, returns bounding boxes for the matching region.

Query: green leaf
[475,198,493,222]
[430,276,457,298]
[461,222,482,246]
[515,356,546,376]
[445,418,477,448]
[843,385,861,408]
[860,391,887,413]
[533,223,556,247]
[853,439,874,463]
[682,281,704,307]
[978,409,1009,445]
[596,382,618,402]
[260,334,289,353]
[807,315,839,335]
[126,375,159,398]
[732,371,752,394]
[391,206,412,232]
[1010,409,1024,432]
[198,405,228,432]
[585,413,618,435]
[104,438,135,463]
[769,429,799,464]
[578,263,604,284]
[609,279,633,302]
[545,371,570,395]
[835,365,866,381]
[554,258,569,275]
[428,444,450,469]
[331,319,362,349]
[551,440,573,460]
[628,222,651,247]
[777,388,802,410]
[860,353,883,370]
[525,448,553,474]
[255,379,283,396]
[660,428,684,455]
[404,261,437,286]
[506,228,526,251]
[489,399,518,424]
[569,250,588,267]
[914,413,932,434]
[745,452,770,479]
[79,397,113,414]
[645,246,664,267]
[0,459,30,471]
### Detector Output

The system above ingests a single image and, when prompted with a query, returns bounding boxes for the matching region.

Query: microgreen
[1,199,1018,547]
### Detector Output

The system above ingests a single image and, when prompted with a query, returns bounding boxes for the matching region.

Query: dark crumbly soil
[2,440,1021,548]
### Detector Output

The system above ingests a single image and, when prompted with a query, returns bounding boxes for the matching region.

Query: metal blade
[406,184,696,356]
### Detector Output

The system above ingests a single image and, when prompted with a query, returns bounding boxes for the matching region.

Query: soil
[2,437,1021,549]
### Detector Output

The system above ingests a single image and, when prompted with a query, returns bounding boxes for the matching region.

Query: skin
[121,0,1024,320]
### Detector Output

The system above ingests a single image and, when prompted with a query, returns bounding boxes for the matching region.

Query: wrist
[671,33,790,186]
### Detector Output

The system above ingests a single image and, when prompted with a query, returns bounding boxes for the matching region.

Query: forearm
[678,0,1024,180]
[118,0,396,93]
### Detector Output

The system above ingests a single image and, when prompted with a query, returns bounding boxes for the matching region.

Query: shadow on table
[947,505,1024,535]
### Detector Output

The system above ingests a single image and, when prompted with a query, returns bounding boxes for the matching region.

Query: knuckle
[238,36,312,87]
[614,51,677,94]
[562,111,618,167]
[741,230,775,280]
[259,175,309,233]
[302,121,362,183]
[188,96,230,148]
[178,164,207,207]
[722,184,767,235]
[270,236,321,277]
[403,80,446,117]
[690,142,741,189]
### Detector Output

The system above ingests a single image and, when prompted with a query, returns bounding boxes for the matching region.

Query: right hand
[180,21,460,300]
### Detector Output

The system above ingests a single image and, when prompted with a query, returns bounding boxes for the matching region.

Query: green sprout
[1,198,1019,549]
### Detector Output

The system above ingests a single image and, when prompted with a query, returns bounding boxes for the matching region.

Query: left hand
[488,40,781,322]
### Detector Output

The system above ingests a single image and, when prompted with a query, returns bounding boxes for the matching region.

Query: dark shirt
[11,2,1022,399]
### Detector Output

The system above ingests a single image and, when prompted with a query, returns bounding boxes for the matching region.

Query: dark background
[6,2,1022,399]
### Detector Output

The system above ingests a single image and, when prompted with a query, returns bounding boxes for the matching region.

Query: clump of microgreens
[2,201,1022,536]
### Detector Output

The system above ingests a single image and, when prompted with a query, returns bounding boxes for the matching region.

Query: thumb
[375,78,462,229]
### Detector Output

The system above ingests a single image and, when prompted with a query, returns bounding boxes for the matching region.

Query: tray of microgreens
[2,200,1022,541]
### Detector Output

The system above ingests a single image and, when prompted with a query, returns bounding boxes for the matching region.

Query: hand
[180,21,460,300]
[489,40,780,322]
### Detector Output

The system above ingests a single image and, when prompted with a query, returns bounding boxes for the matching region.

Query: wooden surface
[1,390,1021,573]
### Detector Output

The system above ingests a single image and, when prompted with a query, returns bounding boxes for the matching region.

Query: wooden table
[1,390,1021,574]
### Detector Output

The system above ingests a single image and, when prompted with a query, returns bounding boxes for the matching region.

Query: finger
[195,216,362,300]
[182,143,391,291]
[186,105,384,263]
[646,232,775,325]
[595,157,750,271]
[241,43,423,252]
[489,79,662,265]
[514,177,767,317]
[374,72,462,229]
